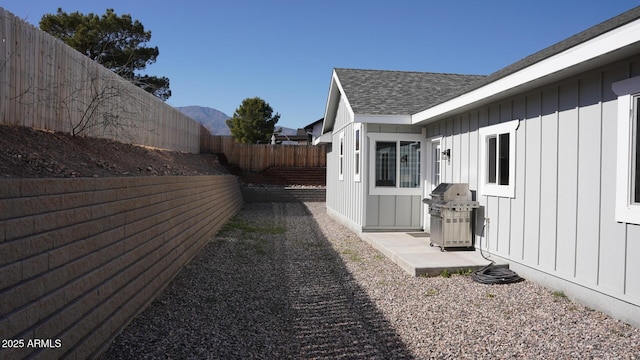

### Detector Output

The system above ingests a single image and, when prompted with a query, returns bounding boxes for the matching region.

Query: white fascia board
[313,131,333,145]
[321,75,339,134]
[412,19,640,124]
[354,114,412,124]
[322,71,355,135]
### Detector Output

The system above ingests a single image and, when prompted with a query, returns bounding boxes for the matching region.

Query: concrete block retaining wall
[0,175,243,359]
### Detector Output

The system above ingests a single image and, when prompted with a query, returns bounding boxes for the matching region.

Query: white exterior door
[431,141,441,190]
[423,137,442,232]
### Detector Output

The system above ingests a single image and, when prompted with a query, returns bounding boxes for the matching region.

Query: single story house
[271,120,324,145]
[317,6,640,327]
[272,128,312,145]
[304,118,324,144]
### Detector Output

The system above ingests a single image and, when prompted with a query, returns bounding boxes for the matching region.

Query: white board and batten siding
[326,95,364,233]
[364,124,423,231]
[424,55,640,314]
[325,94,424,233]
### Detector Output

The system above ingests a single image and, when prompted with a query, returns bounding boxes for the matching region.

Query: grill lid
[423,183,479,209]
[430,183,472,202]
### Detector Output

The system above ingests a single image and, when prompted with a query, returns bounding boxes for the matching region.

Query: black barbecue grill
[423,183,479,251]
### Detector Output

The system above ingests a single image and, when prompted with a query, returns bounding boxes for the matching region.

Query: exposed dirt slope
[0,124,229,179]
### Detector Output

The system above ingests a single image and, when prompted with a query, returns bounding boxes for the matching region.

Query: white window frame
[612,76,640,224]
[338,131,344,181]
[425,136,443,193]
[478,120,519,198]
[368,133,423,196]
[354,123,361,182]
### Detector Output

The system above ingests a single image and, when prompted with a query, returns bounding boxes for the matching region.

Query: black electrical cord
[471,222,524,284]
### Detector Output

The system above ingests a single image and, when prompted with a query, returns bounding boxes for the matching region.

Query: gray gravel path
[102,202,640,359]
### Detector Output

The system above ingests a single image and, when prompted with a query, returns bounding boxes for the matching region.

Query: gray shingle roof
[334,6,640,117]
[334,68,486,115]
[437,5,640,106]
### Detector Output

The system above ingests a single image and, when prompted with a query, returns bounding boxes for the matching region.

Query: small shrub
[455,268,473,276]
[341,248,362,262]
[552,291,568,301]
[222,218,286,235]
[440,269,451,278]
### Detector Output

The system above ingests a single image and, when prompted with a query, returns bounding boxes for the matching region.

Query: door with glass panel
[424,138,442,232]
[431,140,441,190]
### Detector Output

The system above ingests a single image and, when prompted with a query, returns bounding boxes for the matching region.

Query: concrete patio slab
[359,232,509,277]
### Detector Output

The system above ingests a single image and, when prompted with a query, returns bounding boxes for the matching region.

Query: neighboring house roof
[304,118,323,131]
[334,68,486,116]
[272,128,312,144]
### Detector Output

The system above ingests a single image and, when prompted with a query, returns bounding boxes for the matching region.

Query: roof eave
[313,132,332,145]
[304,117,323,130]
[354,114,412,124]
[412,16,640,125]
[321,70,355,134]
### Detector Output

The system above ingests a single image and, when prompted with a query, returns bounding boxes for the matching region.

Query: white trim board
[612,76,640,224]
[412,19,640,124]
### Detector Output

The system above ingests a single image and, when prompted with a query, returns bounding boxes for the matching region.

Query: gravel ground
[102,202,640,359]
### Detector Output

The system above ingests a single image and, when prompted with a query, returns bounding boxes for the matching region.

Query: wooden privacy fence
[201,135,327,171]
[0,7,201,153]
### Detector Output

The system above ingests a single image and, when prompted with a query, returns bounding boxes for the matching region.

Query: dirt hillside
[0,124,229,179]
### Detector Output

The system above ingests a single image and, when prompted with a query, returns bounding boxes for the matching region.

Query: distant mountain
[176,105,297,136]
[176,106,231,135]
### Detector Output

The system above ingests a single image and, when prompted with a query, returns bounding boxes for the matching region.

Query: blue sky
[4,1,639,129]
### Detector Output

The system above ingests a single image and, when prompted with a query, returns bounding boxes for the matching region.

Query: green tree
[226,97,280,144]
[40,8,171,100]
